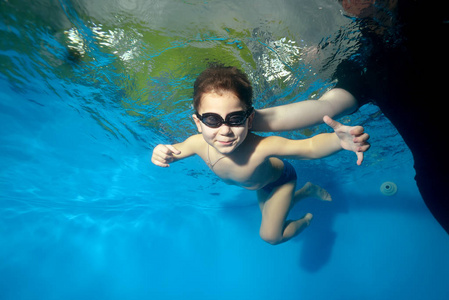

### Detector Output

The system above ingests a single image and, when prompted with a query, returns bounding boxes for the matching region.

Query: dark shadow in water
[289,178,347,273]
[297,221,338,273]
[300,230,337,272]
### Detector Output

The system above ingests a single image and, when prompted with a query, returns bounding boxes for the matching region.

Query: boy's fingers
[358,143,371,152]
[151,144,180,168]
[323,115,341,130]
[165,145,181,155]
[349,125,365,136]
[356,152,364,166]
[353,133,370,143]
[151,156,169,168]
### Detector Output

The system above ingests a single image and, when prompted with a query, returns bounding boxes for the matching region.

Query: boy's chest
[209,156,273,190]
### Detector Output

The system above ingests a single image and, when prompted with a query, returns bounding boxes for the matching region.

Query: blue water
[1,1,449,299]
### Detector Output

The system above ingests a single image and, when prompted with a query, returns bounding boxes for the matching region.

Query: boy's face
[193,90,253,155]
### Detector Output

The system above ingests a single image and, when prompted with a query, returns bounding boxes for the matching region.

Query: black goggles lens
[197,107,254,128]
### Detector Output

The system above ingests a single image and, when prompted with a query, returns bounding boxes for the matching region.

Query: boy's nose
[218,124,233,135]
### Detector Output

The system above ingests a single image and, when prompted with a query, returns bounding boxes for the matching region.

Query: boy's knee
[259,229,282,245]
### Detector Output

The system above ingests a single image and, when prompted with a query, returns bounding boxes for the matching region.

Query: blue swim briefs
[262,160,297,194]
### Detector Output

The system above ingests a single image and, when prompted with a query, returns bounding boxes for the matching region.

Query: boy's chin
[214,144,238,154]
[216,148,235,155]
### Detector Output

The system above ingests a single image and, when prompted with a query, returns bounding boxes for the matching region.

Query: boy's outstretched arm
[151,134,203,167]
[262,116,370,165]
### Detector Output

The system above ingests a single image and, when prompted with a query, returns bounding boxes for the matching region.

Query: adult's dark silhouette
[333,0,449,233]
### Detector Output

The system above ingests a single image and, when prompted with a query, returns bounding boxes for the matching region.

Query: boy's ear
[247,110,255,129]
[192,114,203,133]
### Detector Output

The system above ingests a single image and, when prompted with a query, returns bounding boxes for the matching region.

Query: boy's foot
[296,182,332,201]
[303,213,313,226]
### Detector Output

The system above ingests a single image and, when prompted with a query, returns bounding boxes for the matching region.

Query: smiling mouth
[217,140,235,145]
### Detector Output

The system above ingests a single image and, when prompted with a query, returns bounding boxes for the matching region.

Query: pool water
[1,1,448,299]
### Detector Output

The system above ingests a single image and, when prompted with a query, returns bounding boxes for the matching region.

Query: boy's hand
[151,144,181,167]
[323,115,370,165]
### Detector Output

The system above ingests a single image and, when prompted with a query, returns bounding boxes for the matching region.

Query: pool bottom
[1,165,448,300]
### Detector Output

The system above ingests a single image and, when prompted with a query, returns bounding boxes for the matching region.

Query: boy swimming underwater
[152,65,370,245]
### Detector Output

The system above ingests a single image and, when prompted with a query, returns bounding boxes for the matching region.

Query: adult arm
[251,88,358,132]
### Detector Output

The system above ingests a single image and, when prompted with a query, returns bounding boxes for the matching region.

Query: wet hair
[193,64,253,111]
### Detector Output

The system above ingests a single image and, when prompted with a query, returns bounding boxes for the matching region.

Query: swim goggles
[195,107,254,128]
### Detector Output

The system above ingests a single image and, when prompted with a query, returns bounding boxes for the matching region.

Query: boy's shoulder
[187,133,204,141]
[184,134,206,147]
[174,134,206,157]
[248,133,284,144]
[247,133,286,152]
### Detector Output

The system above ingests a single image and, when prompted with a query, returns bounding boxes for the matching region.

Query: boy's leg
[257,180,312,245]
